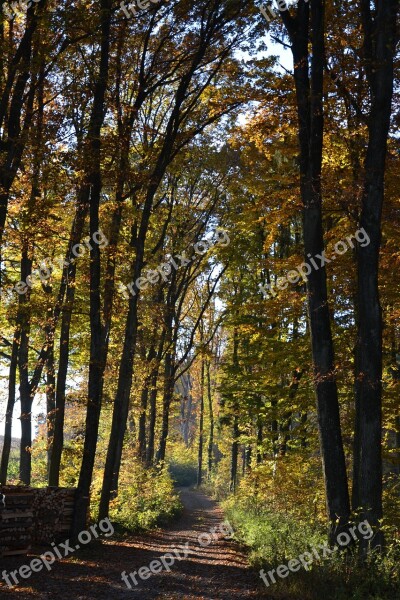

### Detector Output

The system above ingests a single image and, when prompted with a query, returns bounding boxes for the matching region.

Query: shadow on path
[0,488,271,599]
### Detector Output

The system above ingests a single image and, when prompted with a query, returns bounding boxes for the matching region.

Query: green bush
[223,494,324,566]
[223,496,400,600]
[106,464,182,532]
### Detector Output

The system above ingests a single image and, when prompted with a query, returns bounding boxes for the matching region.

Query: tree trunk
[197,359,205,487]
[18,250,32,485]
[146,370,159,466]
[46,339,56,472]
[138,333,162,462]
[72,0,112,539]
[256,419,263,465]
[230,328,240,492]
[146,332,165,465]
[230,416,239,493]
[99,179,167,518]
[182,384,194,446]
[281,0,350,531]
[138,386,148,462]
[156,350,175,464]
[48,270,76,486]
[0,332,19,484]
[206,360,214,478]
[352,0,397,550]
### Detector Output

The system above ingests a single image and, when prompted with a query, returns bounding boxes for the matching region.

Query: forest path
[0,488,272,599]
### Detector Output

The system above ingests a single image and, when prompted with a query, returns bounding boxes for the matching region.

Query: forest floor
[0,488,272,599]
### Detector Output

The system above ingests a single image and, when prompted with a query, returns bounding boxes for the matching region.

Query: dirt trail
[0,488,271,599]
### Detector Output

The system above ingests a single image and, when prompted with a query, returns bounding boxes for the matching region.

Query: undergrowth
[223,494,400,600]
[93,462,182,532]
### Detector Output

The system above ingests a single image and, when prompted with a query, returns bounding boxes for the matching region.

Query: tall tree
[72,0,113,538]
[352,0,398,548]
[279,0,351,533]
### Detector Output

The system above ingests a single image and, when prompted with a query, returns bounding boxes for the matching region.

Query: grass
[223,497,400,600]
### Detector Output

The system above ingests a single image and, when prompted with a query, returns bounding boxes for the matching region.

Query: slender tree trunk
[72,0,112,539]
[138,386,148,462]
[182,385,194,446]
[146,371,159,466]
[138,335,161,462]
[395,416,400,480]
[146,332,166,465]
[206,360,214,477]
[230,328,240,492]
[301,412,308,449]
[389,325,400,478]
[254,392,264,464]
[243,445,251,474]
[230,415,239,493]
[0,332,19,484]
[352,0,398,550]
[18,249,32,485]
[99,182,163,518]
[156,274,188,466]
[271,399,278,459]
[46,339,56,472]
[156,350,175,464]
[16,60,44,485]
[256,419,263,465]
[48,271,76,486]
[279,368,303,456]
[197,359,205,487]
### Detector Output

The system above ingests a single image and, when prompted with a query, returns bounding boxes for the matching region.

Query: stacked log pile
[0,487,34,557]
[32,487,76,544]
[56,488,76,537]
[0,486,77,557]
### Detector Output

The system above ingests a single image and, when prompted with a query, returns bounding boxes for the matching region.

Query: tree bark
[280,0,351,531]
[18,250,32,485]
[206,360,214,477]
[138,386,149,462]
[72,0,112,539]
[0,331,19,484]
[48,265,76,486]
[230,329,240,492]
[156,347,175,464]
[146,332,166,465]
[230,415,239,493]
[146,373,159,466]
[352,0,398,550]
[197,359,205,487]
[46,338,56,472]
